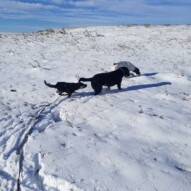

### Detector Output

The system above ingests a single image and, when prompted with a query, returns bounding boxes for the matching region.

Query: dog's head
[119,67,130,77]
[78,82,87,89]
[134,68,141,75]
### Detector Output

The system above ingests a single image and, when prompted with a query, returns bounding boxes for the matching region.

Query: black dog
[79,67,130,95]
[44,80,87,97]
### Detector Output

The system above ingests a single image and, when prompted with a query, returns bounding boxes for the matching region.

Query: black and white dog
[112,61,141,76]
[79,67,130,95]
[44,80,87,97]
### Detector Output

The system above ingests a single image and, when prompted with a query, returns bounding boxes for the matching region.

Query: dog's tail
[79,77,93,82]
[44,80,56,88]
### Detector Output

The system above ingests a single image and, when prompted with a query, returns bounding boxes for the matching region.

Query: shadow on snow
[126,82,171,91]
[77,81,171,97]
[142,72,158,77]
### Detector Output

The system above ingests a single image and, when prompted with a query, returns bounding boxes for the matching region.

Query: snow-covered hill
[0,25,191,191]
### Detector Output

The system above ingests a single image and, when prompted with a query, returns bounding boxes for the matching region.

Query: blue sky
[0,0,191,32]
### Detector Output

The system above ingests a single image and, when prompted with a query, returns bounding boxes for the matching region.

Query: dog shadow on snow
[142,72,158,77]
[77,81,171,97]
[124,81,171,91]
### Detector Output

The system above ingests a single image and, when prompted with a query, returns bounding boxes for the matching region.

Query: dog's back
[112,61,135,71]
[93,69,125,86]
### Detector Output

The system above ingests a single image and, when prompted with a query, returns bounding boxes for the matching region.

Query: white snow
[0,25,191,191]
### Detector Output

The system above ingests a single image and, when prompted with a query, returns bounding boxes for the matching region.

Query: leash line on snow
[16,95,63,191]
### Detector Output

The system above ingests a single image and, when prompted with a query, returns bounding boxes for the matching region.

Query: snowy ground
[0,25,191,191]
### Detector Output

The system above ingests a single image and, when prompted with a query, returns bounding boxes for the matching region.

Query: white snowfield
[0,25,191,191]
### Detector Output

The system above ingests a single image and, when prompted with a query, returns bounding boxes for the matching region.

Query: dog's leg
[95,85,102,95]
[92,82,102,95]
[95,88,102,95]
[66,90,73,97]
[117,83,121,90]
